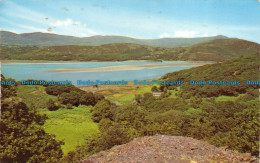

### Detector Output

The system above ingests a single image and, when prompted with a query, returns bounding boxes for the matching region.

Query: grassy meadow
[41,106,98,155]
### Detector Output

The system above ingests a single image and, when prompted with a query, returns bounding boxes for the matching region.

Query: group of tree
[0,75,64,162]
[45,85,104,110]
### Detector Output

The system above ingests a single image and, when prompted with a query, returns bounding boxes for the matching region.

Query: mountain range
[0,31,228,47]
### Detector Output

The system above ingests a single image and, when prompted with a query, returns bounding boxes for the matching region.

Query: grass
[41,105,99,155]
[106,84,155,104]
[17,85,58,109]
[215,94,245,101]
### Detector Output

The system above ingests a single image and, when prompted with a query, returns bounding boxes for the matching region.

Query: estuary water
[1,61,204,85]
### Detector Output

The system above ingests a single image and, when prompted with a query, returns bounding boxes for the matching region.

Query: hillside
[82,135,258,163]
[178,39,260,61]
[0,31,228,47]
[162,52,260,98]
[1,38,259,61]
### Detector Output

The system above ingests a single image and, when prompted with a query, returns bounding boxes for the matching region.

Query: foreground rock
[81,135,257,163]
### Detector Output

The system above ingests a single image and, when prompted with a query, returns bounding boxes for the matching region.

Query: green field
[41,106,99,155]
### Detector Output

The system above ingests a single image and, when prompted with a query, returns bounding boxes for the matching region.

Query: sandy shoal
[47,62,213,73]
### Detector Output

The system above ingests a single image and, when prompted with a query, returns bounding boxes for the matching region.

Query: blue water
[1,61,193,85]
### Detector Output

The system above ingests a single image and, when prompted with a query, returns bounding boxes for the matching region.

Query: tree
[59,91,80,106]
[0,98,64,162]
[92,100,114,122]
[79,92,95,106]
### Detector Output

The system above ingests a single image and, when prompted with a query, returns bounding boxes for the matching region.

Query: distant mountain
[0,31,228,47]
[1,38,259,61]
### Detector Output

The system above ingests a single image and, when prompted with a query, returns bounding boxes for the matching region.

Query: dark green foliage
[45,85,104,107]
[114,105,147,129]
[0,85,64,162]
[59,91,81,106]
[225,107,259,156]
[91,100,115,122]
[96,119,132,150]
[1,75,17,98]
[79,92,96,106]
[45,85,76,96]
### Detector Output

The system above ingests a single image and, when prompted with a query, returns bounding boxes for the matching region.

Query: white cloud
[159,33,171,38]
[1,1,97,37]
[53,19,73,26]
[51,19,88,28]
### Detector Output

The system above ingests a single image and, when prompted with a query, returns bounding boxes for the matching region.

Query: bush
[47,99,59,111]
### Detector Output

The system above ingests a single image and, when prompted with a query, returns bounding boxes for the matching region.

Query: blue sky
[0,0,259,43]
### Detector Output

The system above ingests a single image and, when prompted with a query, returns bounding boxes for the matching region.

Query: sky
[0,0,259,43]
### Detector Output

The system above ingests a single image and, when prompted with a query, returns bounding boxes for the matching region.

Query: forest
[0,53,259,162]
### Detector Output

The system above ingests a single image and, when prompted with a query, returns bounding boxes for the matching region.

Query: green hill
[178,39,260,61]
[163,52,260,98]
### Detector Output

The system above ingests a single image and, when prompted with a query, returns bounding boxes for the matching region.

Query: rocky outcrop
[81,135,258,163]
